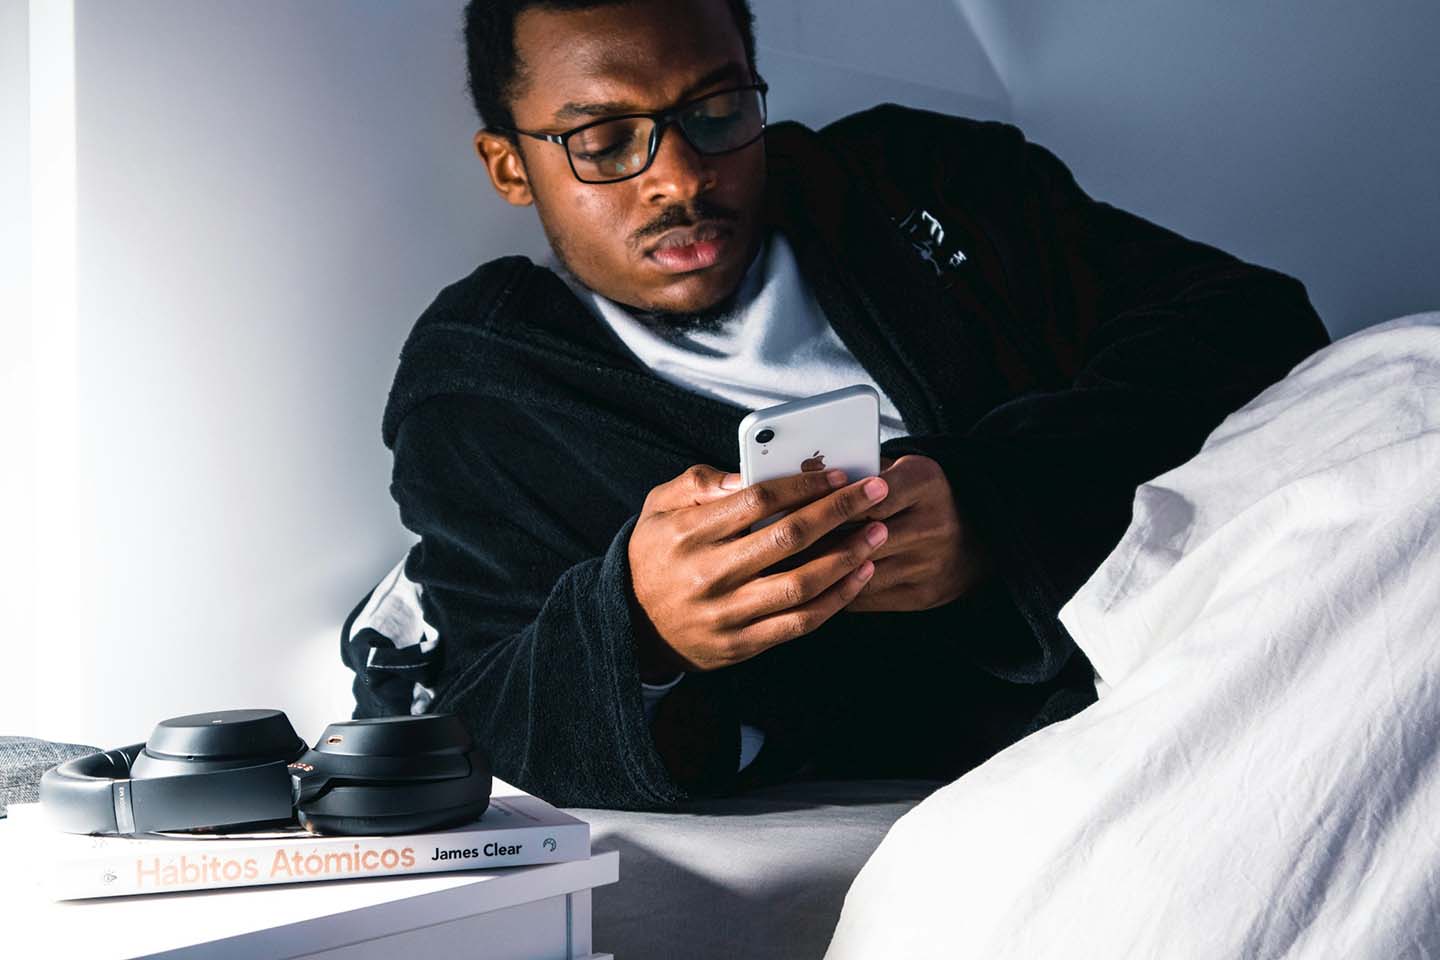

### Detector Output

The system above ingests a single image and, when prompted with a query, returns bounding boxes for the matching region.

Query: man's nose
[639,124,716,203]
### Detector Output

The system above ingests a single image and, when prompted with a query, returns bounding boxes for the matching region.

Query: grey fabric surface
[570,778,944,960]
[0,736,100,817]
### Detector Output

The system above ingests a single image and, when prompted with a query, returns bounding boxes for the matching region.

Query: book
[9,782,590,901]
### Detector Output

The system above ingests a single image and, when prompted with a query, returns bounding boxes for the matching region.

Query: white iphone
[738,384,881,528]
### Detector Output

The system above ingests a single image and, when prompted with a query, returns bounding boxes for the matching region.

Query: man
[340,0,1329,809]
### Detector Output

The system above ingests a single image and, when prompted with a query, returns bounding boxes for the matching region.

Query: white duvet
[826,313,1440,959]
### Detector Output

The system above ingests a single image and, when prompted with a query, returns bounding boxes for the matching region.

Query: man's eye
[573,142,627,162]
[689,110,740,128]
[685,98,744,131]
[705,89,742,108]
[572,123,640,161]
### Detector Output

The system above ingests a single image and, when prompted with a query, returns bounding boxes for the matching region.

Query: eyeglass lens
[567,87,765,182]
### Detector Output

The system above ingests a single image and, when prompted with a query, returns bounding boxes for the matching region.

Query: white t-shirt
[554,228,912,772]
[558,228,910,443]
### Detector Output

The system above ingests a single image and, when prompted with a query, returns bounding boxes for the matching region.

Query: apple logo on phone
[801,450,826,472]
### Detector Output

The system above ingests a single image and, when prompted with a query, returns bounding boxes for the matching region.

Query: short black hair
[463,0,758,135]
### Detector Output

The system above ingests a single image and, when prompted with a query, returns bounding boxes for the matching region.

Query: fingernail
[863,478,887,501]
[856,560,875,581]
[720,473,743,490]
[826,469,848,489]
[865,522,887,547]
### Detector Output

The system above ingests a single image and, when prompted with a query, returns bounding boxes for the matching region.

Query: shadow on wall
[757,0,1010,127]
[955,0,1440,338]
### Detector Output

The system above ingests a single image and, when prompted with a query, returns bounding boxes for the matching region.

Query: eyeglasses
[496,79,769,184]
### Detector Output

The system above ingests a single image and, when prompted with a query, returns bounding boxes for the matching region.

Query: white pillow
[1063,311,1440,688]
[827,313,1440,960]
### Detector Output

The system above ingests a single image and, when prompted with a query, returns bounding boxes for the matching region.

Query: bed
[825,313,1440,958]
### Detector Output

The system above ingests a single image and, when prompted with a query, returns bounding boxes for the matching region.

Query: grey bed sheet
[568,778,944,960]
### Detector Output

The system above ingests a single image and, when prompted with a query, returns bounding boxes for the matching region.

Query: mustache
[632,199,740,249]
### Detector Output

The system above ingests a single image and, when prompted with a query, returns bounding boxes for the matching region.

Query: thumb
[653,464,744,513]
[693,464,744,499]
[691,463,748,495]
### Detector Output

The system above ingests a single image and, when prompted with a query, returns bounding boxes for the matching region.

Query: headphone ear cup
[295,752,491,836]
[291,716,492,837]
[297,798,489,838]
[41,710,306,835]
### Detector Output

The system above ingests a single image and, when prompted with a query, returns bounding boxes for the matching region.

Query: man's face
[477,0,767,314]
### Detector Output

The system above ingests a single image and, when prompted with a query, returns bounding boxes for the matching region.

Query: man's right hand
[627,464,891,680]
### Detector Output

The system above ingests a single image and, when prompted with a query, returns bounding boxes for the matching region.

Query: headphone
[38,709,491,837]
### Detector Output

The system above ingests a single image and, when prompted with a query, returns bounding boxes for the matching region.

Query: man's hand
[627,464,892,679]
[843,454,991,613]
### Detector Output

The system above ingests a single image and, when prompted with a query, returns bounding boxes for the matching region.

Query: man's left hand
[843,454,991,613]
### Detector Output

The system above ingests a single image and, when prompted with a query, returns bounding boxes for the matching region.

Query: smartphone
[738,384,881,529]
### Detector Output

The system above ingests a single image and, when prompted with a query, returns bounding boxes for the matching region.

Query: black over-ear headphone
[38,709,491,837]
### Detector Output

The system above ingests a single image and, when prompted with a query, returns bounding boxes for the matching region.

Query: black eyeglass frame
[494,77,770,184]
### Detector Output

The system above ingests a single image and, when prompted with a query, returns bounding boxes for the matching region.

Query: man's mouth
[645,222,731,274]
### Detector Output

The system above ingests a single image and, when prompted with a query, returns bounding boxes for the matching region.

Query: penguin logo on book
[543,838,557,852]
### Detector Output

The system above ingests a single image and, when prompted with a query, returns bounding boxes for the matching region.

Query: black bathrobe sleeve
[374,394,709,811]
[880,123,1330,685]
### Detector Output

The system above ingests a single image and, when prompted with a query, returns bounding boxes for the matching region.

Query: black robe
[341,104,1330,809]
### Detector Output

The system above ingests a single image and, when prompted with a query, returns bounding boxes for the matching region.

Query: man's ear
[475,130,534,206]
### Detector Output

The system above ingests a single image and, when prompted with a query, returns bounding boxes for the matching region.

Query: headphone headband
[41,744,144,835]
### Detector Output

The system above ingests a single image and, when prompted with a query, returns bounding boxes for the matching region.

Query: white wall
[6,0,1001,748]
[955,0,1440,338]
[13,0,551,746]
[0,0,33,730]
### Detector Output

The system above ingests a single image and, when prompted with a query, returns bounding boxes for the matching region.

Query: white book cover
[10,782,589,901]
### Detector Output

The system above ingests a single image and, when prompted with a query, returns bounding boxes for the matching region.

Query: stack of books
[8,780,589,901]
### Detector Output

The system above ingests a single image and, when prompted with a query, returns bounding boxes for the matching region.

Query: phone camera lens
[755,428,775,444]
